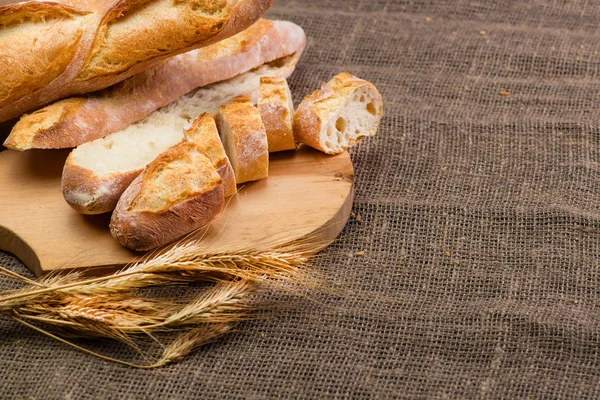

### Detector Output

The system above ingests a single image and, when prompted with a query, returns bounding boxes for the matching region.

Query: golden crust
[6,98,87,151]
[199,19,273,60]
[0,0,276,122]
[76,0,231,81]
[130,142,222,213]
[217,97,269,184]
[0,2,88,26]
[258,76,296,152]
[109,142,225,251]
[185,113,237,197]
[293,72,384,155]
[0,2,89,107]
[62,161,139,215]
[4,19,305,150]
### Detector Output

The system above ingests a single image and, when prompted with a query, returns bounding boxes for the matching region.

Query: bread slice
[293,72,384,155]
[4,19,306,150]
[62,54,299,215]
[0,0,276,122]
[185,113,237,198]
[110,142,224,251]
[217,97,269,184]
[258,77,296,152]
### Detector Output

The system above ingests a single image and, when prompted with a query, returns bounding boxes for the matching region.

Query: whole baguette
[63,54,301,215]
[4,19,306,150]
[0,0,274,122]
[110,142,225,251]
[293,72,384,155]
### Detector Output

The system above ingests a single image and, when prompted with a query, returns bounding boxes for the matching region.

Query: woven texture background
[3,0,600,398]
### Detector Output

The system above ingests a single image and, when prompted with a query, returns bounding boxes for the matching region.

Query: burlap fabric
[3,0,600,398]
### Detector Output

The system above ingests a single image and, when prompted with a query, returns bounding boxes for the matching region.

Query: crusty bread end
[109,142,225,251]
[293,72,383,155]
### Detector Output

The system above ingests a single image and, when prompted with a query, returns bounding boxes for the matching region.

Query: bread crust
[0,0,275,123]
[4,19,306,150]
[293,72,384,155]
[61,54,301,215]
[258,77,296,152]
[62,161,139,215]
[0,2,90,112]
[185,113,237,197]
[110,142,225,251]
[217,97,269,184]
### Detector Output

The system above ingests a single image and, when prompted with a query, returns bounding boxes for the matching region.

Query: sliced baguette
[5,19,306,151]
[63,54,300,215]
[185,113,237,198]
[293,72,384,155]
[217,97,269,184]
[258,77,296,152]
[110,142,224,251]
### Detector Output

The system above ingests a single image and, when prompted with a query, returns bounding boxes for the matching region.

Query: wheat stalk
[0,243,314,368]
[0,244,311,307]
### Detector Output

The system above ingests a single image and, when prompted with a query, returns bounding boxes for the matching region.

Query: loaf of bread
[109,142,224,251]
[0,0,274,122]
[63,54,300,215]
[293,72,384,155]
[185,113,237,198]
[217,97,269,184]
[258,77,296,152]
[4,19,306,151]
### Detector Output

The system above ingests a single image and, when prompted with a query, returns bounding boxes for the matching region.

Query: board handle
[0,225,42,276]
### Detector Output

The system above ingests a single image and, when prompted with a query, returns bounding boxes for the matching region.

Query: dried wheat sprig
[0,265,43,287]
[151,323,235,368]
[0,243,315,367]
[152,280,254,329]
[13,280,255,336]
[6,282,252,357]
[76,248,310,295]
[18,295,171,331]
[12,316,227,369]
[0,247,310,307]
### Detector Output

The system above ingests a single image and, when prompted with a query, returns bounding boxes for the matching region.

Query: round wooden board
[0,147,354,277]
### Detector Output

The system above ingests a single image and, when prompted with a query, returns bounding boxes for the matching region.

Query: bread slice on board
[109,142,224,251]
[258,77,296,152]
[185,113,237,198]
[0,0,275,122]
[4,19,306,151]
[217,97,269,184]
[63,54,300,215]
[293,72,384,155]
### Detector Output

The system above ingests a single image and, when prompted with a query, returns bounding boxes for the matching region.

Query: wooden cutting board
[0,143,354,277]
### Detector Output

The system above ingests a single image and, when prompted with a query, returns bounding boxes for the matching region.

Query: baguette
[0,0,275,122]
[63,54,300,215]
[258,77,296,152]
[293,73,384,155]
[217,97,269,184]
[4,19,306,150]
[185,113,237,198]
[109,142,224,251]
